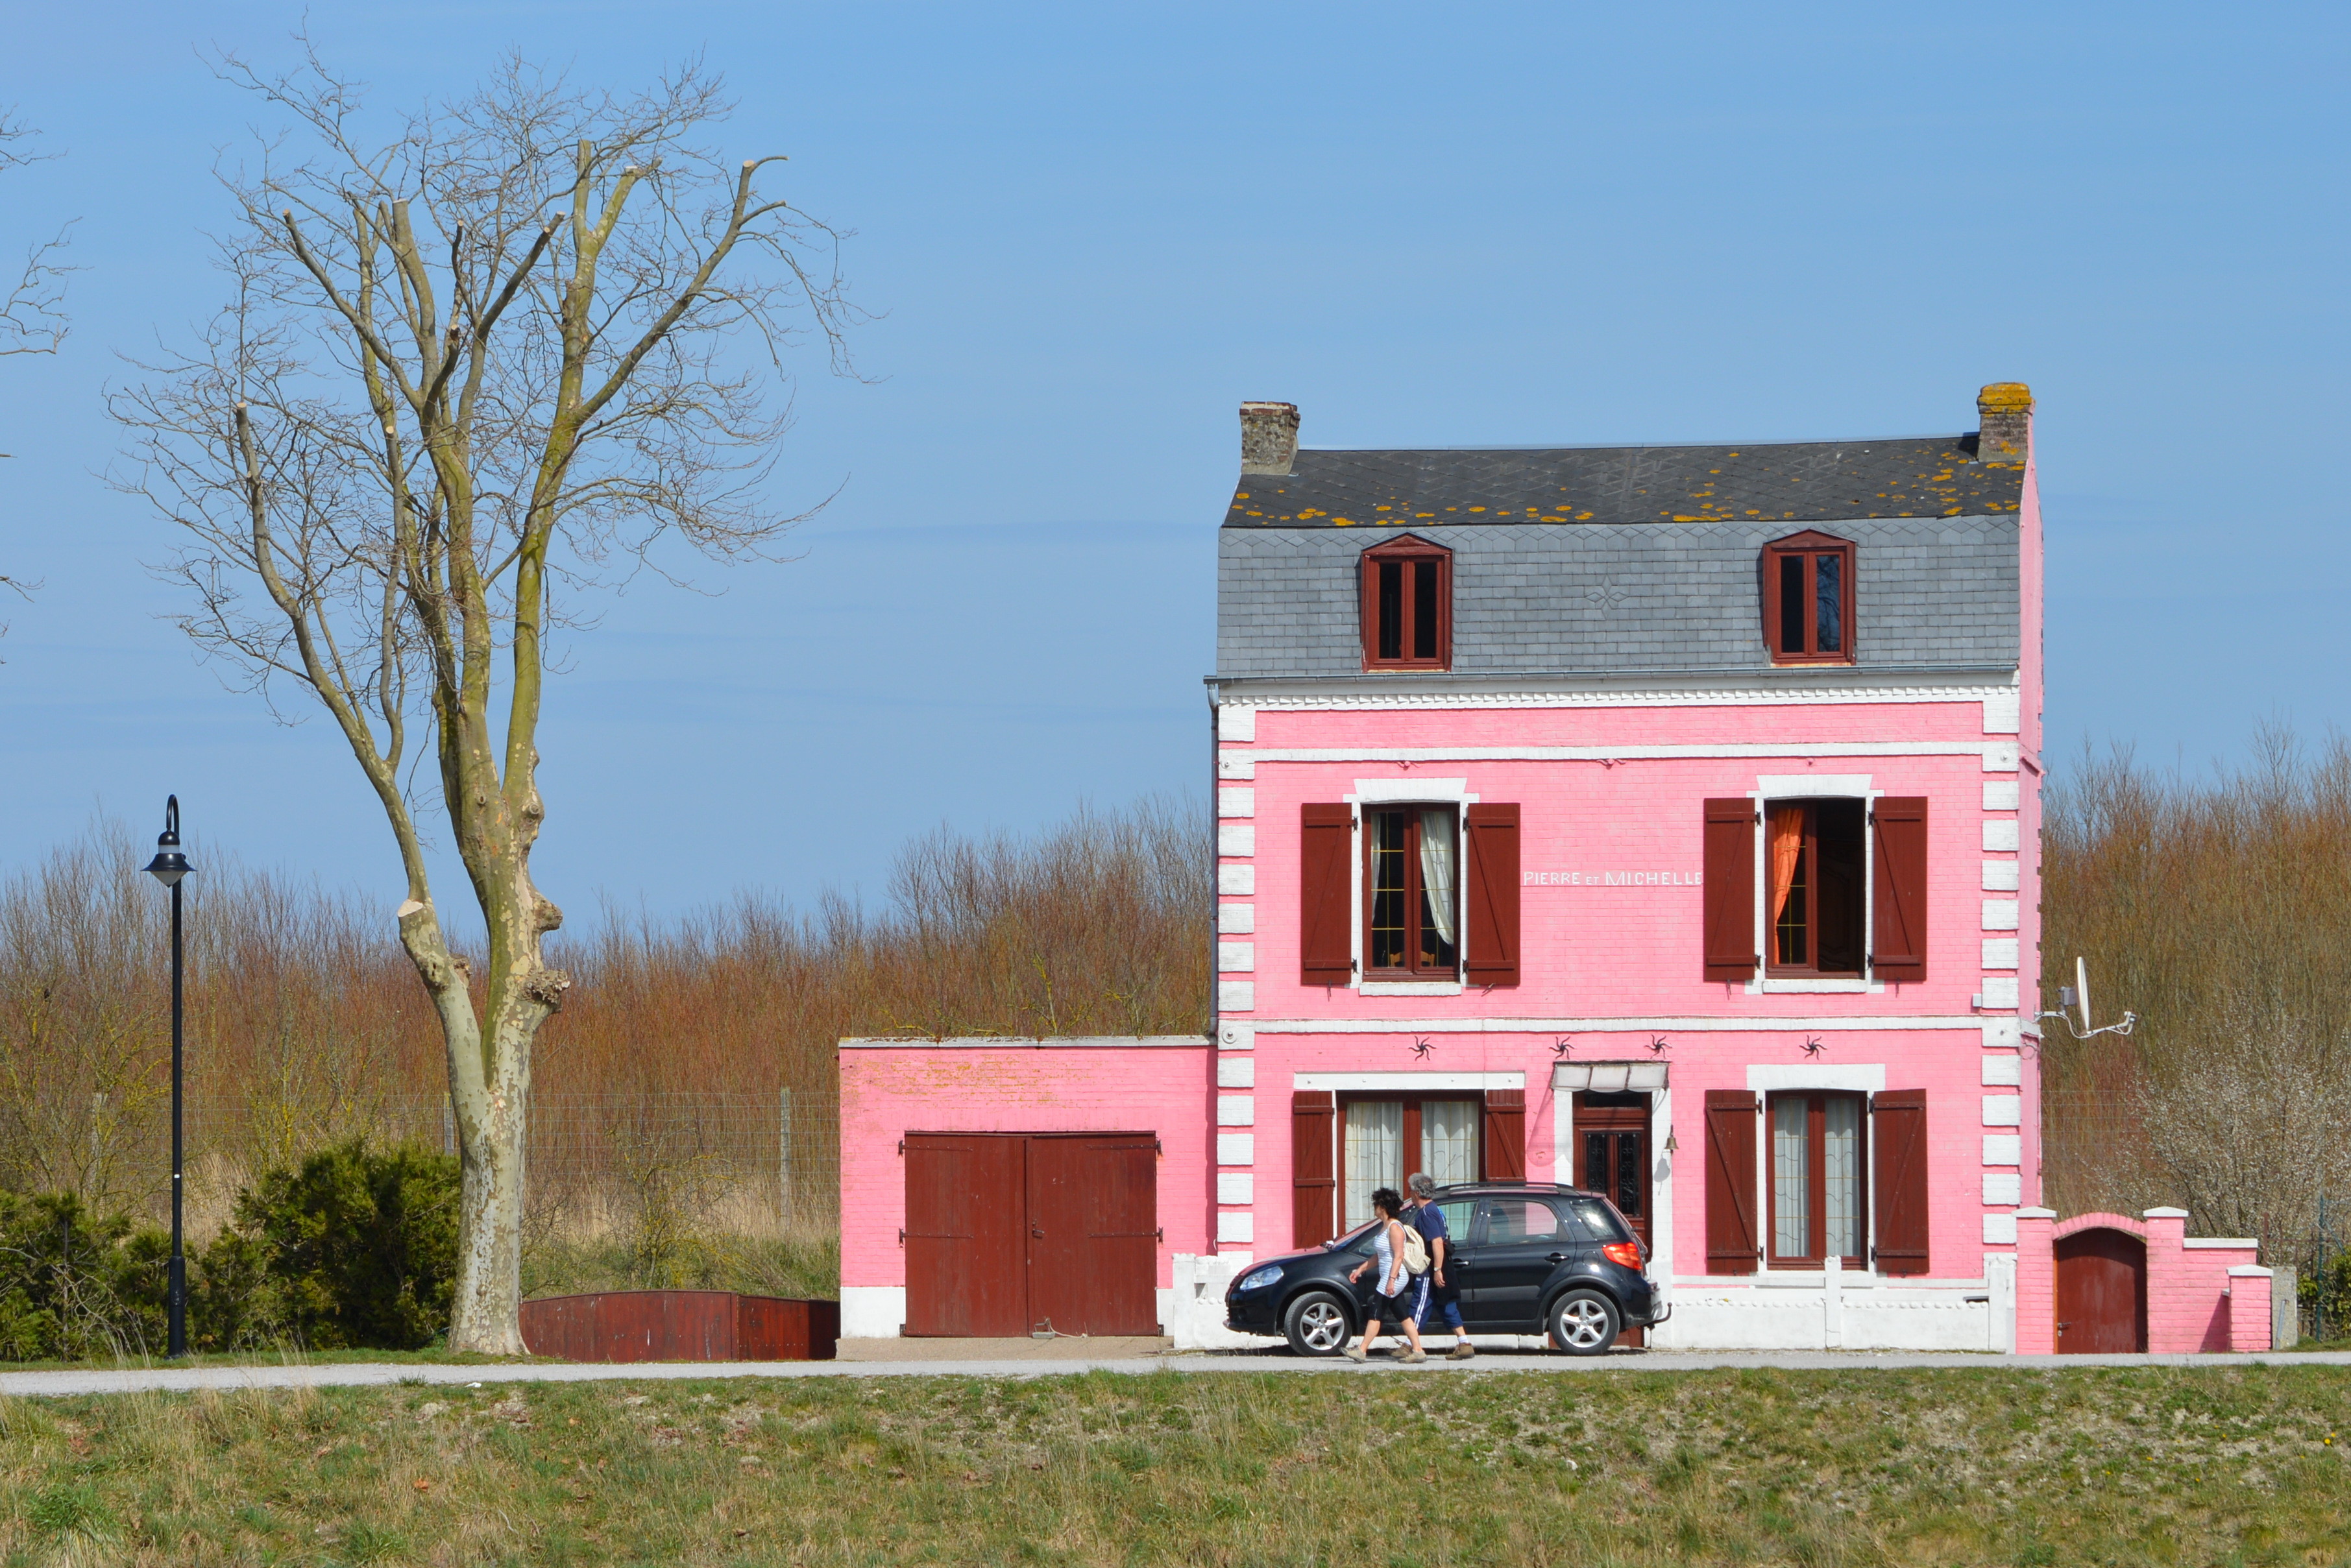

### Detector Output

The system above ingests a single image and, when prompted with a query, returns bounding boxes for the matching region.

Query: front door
[1573,1091,1651,1344]
[2055,1228,2147,1353]
[1464,1194,1572,1331]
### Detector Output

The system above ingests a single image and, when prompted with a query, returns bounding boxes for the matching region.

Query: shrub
[0,1190,168,1360]
[230,1139,459,1350]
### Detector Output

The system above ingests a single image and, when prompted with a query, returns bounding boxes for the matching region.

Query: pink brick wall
[1233,711,2012,1025]
[2228,1270,2272,1353]
[2016,1209,2056,1353]
[838,1043,1212,1292]
[2017,1211,2264,1355]
[1243,1026,1993,1280]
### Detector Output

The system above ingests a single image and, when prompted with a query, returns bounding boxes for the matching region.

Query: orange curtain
[1768,805,1805,921]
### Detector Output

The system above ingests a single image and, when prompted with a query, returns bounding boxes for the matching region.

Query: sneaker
[1402,1349,1428,1364]
[1343,1345,1367,1362]
[1448,1342,1476,1360]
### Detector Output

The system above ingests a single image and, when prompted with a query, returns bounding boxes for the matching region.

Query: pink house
[840,383,2258,1353]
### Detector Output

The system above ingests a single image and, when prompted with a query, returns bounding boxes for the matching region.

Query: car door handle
[1546,1252,1572,1262]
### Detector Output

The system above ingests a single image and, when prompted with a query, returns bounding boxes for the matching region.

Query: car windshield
[1323,1219,1382,1255]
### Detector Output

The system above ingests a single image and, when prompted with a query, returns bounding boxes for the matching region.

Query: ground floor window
[1768,1091,1866,1267]
[1341,1097,1479,1228]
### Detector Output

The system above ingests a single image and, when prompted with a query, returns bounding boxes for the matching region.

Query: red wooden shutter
[1871,797,1929,983]
[1703,799,1757,982]
[1300,804,1353,987]
[1291,1091,1337,1248]
[1464,804,1521,987]
[1873,1089,1929,1275]
[1480,1089,1527,1181]
[1703,1091,1760,1274]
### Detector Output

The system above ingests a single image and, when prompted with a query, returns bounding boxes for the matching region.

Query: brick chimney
[1977,383,2032,464]
[1239,402,1300,475]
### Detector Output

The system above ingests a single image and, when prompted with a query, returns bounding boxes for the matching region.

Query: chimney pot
[1976,382,2032,464]
[1239,402,1300,476]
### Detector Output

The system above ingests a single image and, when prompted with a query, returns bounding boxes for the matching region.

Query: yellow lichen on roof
[1978,383,2033,410]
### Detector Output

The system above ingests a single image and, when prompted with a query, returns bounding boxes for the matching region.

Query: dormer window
[1360,536,1451,671]
[1762,531,1855,665]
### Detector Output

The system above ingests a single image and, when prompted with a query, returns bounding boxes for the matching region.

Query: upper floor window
[1762,531,1855,665]
[1366,806,1458,976]
[1766,799,1866,976]
[1360,537,1451,671]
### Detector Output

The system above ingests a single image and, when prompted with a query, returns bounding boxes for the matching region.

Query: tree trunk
[398,866,563,1355]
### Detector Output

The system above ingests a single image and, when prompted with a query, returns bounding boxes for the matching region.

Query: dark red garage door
[904,1132,1158,1338]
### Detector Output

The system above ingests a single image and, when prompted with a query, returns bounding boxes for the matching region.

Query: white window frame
[1343,779,1478,995]
[1748,1064,1888,1281]
[1748,775,1886,995]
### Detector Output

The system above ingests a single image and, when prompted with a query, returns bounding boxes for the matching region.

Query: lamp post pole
[144,797,193,1359]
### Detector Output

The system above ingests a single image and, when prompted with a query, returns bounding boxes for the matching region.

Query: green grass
[3,1366,2350,1564]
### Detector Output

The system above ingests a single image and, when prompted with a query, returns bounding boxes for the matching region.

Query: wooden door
[903,1134,1028,1336]
[1572,1091,1651,1345]
[2055,1228,2147,1353]
[1027,1133,1158,1336]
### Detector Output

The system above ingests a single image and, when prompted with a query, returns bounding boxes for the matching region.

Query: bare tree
[110,49,854,1350]
[0,106,72,634]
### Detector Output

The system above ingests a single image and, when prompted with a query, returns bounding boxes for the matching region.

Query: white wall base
[1167,1254,1261,1349]
[1647,1281,2003,1352]
[840,1286,907,1340]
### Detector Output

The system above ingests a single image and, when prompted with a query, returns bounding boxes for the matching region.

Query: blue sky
[1,3,2344,928]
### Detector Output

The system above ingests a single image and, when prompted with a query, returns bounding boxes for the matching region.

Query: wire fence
[170,1090,841,1239]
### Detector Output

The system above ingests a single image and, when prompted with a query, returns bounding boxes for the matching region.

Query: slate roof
[1216,518,2021,679]
[1223,435,2023,531]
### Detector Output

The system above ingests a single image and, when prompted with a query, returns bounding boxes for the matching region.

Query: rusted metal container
[519,1290,839,1362]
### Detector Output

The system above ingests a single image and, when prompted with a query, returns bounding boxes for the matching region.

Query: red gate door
[1026,1134,1160,1337]
[2055,1228,2147,1353]
[903,1134,1028,1336]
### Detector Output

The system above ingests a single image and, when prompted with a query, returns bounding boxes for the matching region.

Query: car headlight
[1236,1264,1284,1292]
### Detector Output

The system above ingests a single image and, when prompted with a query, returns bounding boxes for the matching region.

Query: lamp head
[143,795,193,888]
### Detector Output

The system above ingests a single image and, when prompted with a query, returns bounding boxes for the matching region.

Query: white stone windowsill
[1360,980,1465,997]
[1754,977,1881,994]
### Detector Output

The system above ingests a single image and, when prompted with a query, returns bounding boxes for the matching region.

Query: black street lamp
[143,796,193,1359]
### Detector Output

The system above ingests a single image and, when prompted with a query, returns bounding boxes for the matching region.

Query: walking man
[1406,1172,1473,1360]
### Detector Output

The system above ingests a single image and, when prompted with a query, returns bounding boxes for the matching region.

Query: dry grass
[3,1366,2350,1564]
[2040,727,2351,1241]
[0,798,1208,1272]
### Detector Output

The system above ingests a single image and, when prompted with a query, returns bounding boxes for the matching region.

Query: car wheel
[1548,1288,1620,1356]
[1282,1290,1355,1357]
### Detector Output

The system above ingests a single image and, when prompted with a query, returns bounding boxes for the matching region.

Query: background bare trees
[110,50,855,1349]
[0,798,1208,1292]
[2041,727,2351,1242]
[0,106,71,634]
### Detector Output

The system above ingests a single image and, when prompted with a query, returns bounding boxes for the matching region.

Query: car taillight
[1602,1241,1642,1269]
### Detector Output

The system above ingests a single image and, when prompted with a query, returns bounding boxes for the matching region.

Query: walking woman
[1345,1187,1426,1363]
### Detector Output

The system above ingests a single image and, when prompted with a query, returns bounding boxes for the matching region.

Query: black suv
[1223,1183,1667,1357]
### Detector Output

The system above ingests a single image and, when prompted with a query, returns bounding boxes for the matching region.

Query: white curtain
[1420,1100,1478,1187]
[1344,1101,1403,1230]
[1824,1097,1862,1260]
[1419,808,1457,946]
[1772,1097,1810,1260]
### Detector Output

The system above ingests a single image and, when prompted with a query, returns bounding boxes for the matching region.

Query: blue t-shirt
[1409,1202,1449,1253]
